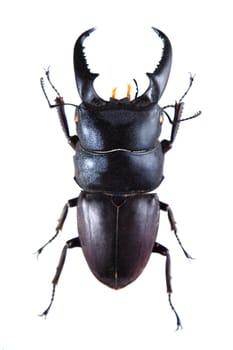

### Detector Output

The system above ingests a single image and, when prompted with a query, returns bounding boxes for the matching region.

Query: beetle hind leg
[39,237,81,317]
[153,242,182,330]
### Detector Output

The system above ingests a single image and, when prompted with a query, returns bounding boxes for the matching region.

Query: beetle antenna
[44,67,61,97]
[163,107,201,124]
[179,73,195,102]
[179,110,201,122]
[162,109,173,124]
[40,69,79,109]
[40,77,54,108]
[177,73,202,120]
[163,73,201,124]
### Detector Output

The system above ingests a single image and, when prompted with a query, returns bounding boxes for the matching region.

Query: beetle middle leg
[152,242,182,330]
[159,201,193,259]
[40,237,81,317]
[36,197,78,256]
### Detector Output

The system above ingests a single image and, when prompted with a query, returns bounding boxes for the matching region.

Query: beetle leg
[36,197,78,256]
[55,96,79,149]
[161,101,184,153]
[41,69,78,149]
[159,201,193,259]
[161,74,201,153]
[152,242,182,330]
[51,96,78,149]
[39,237,81,317]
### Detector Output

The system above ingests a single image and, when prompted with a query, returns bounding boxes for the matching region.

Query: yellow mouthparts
[111,84,132,100]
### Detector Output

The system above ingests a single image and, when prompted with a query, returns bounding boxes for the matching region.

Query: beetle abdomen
[77,191,160,289]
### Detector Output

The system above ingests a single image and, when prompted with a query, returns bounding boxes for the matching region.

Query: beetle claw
[39,285,56,318]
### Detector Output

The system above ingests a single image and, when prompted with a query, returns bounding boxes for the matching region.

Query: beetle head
[74,27,172,107]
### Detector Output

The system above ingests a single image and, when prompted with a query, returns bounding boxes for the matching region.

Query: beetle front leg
[159,201,193,259]
[40,69,78,149]
[161,99,201,153]
[40,237,81,317]
[55,97,79,149]
[152,242,182,330]
[36,197,78,256]
[161,74,201,153]
[161,101,184,153]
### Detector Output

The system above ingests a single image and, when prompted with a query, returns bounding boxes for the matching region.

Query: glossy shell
[74,104,164,193]
[74,144,164,193]
[77,191,160,289]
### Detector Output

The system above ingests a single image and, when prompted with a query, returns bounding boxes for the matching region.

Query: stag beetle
[37,27,201,329]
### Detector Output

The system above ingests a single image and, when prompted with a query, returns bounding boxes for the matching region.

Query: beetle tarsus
[35,229,60,257]
[39,284,56,318]
[168,294,183,331]
[153,242,182,329]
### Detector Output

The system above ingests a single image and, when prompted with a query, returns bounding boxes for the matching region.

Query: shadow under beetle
[37,27,201,329]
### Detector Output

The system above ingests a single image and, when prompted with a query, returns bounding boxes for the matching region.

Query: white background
[0,0,232,349]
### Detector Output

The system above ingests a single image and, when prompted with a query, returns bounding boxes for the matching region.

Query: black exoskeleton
[38,27,201,329]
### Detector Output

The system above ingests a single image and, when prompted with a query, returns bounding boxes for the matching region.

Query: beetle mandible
[37,27,201,329]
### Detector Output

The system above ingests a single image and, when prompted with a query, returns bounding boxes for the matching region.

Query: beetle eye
[160,114,164,124]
